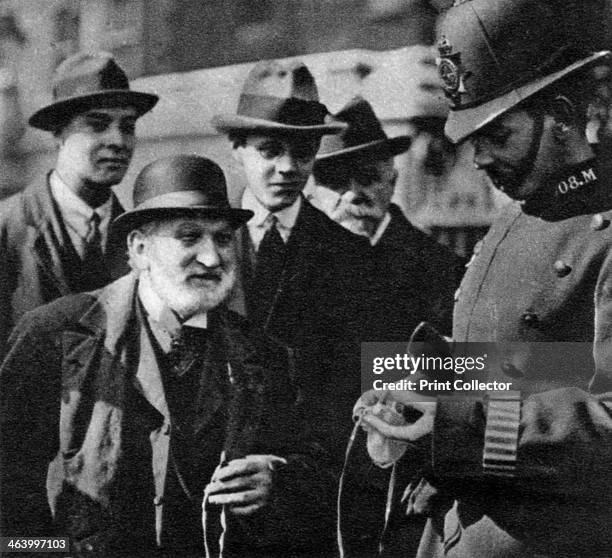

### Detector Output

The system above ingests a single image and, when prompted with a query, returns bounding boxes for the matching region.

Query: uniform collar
[522,158,612,220]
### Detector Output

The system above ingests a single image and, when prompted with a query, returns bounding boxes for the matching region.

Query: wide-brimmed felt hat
[113,155,253,237]
[314,97,411,171]
[29,51,159,131]
[435,0,612,143]
[212,59,345,135]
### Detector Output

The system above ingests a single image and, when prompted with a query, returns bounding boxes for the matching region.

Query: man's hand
[355,388,437,442]
[204,454,287,516]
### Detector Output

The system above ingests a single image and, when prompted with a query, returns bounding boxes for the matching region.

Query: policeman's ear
[550,95,577,140]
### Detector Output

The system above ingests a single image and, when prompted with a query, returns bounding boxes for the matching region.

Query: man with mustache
[213,60,369,470]
[0,155,336,557]
[356,0,612,557]
[0,51,158,358]
[312,96,464,557]
[313,96,464,339]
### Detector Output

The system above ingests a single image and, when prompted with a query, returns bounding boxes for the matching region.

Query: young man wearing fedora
[213,60,370,468]
[0,51,158,358]
[356,1,612,557]
[0,155,336,558]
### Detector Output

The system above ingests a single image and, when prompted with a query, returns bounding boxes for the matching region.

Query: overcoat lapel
[214,311,267,460]
[25,176,73,297]
[260,198,320,339]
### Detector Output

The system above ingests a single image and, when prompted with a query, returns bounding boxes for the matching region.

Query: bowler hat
[315,97,411,171]
[113,155,253,237]
[29,51,159,131]
[435,0,611,143]
[212,59,345,135]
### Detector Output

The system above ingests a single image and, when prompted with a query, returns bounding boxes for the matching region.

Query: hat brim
[315,136,412,166]
[212,114,346,135]
[29,90,159,131]
[446,51,611,144]
[112,206,253,239]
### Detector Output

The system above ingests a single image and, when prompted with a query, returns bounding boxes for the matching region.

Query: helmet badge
[436,36,471,105]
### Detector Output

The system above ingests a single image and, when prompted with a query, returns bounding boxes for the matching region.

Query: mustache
[331,200,384,221]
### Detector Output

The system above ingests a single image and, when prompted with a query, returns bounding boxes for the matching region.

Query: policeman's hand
[205,454,287,516]
[356,388,437,443]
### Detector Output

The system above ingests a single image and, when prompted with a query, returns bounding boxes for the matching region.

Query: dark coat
[231,197,370,465]
[0,274,336,558]
[365,203,464,340]
[338,205,464,558]
[0,174,129,358]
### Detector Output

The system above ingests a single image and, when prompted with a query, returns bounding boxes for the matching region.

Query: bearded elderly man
[0,155,335,558]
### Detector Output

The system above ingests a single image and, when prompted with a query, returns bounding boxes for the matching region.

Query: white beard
[147,265,236,319]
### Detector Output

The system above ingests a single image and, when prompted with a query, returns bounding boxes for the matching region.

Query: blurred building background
[0,0,505,256]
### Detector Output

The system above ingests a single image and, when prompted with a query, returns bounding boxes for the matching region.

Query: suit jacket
[0,174,129,358]
[0,274,336,557]
[365,204,464,340]
[337,206,464,557]
[231,197,370,465]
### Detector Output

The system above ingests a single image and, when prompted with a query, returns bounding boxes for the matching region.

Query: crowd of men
[1,0,611,557]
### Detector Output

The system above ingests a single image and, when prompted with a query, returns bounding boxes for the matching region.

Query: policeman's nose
[195,238,221,268]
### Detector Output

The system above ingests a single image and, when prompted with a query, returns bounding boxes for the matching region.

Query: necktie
[79,212,110,290]
[167,326,209,378]
[250,215,286,326]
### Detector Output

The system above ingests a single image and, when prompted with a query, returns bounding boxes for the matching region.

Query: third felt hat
[315,97,411,170]
[212,59,345,135]
[29,51,158,131]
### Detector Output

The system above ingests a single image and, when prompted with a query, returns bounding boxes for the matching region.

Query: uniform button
[154,495,164,506]
[84,543,94,551]
[553,260,572,277]
[521,312,539,325]
[591,214,610,231]
[501,360,524,378]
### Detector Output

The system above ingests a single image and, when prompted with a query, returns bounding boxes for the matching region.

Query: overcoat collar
[72,273,266,455]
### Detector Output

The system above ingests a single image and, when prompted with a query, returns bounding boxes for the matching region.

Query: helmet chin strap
[515,106,545,194]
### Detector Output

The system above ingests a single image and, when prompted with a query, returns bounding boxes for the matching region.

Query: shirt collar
[50,170,112,224]
[370,212,391,246]
[242,187,302,232]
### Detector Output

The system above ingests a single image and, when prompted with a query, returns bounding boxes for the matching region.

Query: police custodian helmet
[435,0,612,143]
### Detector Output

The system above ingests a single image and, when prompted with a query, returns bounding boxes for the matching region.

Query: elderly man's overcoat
[0,274,335,558]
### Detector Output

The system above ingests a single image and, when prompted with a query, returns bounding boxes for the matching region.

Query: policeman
[356,0,612,557]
